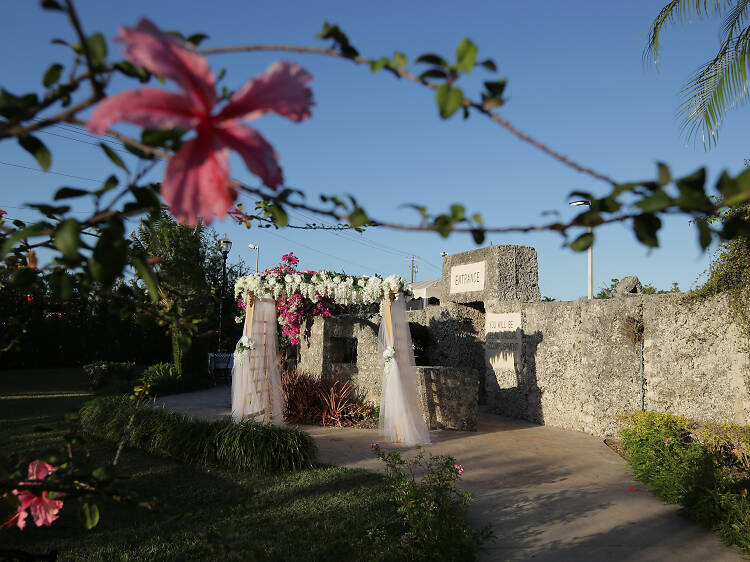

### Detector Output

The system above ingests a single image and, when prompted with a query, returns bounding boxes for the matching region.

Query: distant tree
[594,278,680,299]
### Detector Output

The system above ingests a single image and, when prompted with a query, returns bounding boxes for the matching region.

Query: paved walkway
[156,387,744,561]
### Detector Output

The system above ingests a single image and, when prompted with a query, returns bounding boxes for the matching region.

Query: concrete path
[156,387,744,562]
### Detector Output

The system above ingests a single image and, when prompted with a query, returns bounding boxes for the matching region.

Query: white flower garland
[234,271,411,305]
[233,335,255,365]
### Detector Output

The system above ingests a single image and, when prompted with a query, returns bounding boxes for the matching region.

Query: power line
[0,160,104,183]
[37,129,133,155]
[262,228,376,272]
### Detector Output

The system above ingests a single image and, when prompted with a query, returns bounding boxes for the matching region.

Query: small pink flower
[88,19,314,225]
[401,534,409,547]
[664,439,669,444]
[454,463,464,476]
[237,299,246,311]
[281,252,300,266]
[1,461,63,530]
[370,442,379,449]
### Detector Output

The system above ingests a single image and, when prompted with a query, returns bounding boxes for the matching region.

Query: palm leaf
[678,26,750,146]
[721,0,750,40]
[645,0,734,64]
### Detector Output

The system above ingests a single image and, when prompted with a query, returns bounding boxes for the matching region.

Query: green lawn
[0,369,402,561]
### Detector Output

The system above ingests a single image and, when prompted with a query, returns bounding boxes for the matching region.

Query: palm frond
[678,26,750,146]
[720,0,750,40]
[646,0,734,64]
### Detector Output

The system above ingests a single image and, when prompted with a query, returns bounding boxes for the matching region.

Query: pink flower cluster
[1,460,63,530]
[254,253,334,346]
[237,298,246,311]
[281,252,300,266]
[454,463,464,476]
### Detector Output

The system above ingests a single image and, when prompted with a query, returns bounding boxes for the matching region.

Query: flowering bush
[1,460,63,530]
[369,445,493,561]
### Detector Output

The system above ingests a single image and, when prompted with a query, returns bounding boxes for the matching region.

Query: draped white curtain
[231,297,284,424]
[378,294,431,446]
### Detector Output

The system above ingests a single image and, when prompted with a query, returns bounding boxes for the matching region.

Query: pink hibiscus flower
[88,19,314,225]
[1,460,63,530]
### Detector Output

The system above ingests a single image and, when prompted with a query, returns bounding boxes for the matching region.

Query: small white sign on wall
[485,312,522,390]
[449,261,486,294]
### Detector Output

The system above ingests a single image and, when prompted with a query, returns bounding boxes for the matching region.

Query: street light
[218,234,232,350]
[248,243,260,273]
[569,200,593,300]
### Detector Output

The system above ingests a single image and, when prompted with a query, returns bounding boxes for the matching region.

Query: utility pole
[405,255,419,283]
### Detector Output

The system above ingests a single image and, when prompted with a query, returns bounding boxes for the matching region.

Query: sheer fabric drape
[231,297,284,424]
[378,294,431,446]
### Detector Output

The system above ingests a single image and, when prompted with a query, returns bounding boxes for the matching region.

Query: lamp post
[218,234,232,350]
[569,200,593,299]
[248,243,260,273]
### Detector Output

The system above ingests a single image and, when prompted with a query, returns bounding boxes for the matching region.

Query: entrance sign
[449,261,485,294]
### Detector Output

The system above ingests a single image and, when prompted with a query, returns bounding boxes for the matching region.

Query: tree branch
[202,43,618,187]
[63,0,104,97]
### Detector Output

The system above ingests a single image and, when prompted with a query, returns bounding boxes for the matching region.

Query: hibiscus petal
[30,492,63,527]
[27,460,55,481]
[217,61,313,123]
[117,18,216,111]
[214,121,283,188]
[162,132,233,225]
[87,88,200,135]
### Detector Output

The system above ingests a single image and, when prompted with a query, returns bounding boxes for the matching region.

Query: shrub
[140,361,213,397]
[80,396,316,473]
[83,361,136,390]
[619,411,750,553]
[370,445,493,560]
[281,370,376,427]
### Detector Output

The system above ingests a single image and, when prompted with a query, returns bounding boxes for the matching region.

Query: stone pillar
[442,245,540,304]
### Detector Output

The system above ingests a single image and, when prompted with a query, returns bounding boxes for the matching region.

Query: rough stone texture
[615,275,643,296]
[485,298,643,437]
[297,315,381,403]
[442,245,540,304]
[643,293,750,425]
[298,316,483,432]
[416,366,480,431]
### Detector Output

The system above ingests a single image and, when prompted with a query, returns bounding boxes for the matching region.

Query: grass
[0,368,404,561]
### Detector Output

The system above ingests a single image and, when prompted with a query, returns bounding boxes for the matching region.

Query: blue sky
[2,1,748,300]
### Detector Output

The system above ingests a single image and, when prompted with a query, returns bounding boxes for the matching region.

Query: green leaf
[697,220,712,251]
[483,79,507,98]
[40,0,64,10]
[716,171,740,199]
[0,89,39,120]
[54,218,80,261]
[79,503,100,530]
[268,204,288,227]
[1,222,48,258]
[86,33,107,67]
[99,143,129,173]
[187,33,209,46]
[433,215,452,237]
[316,22,359,58]
[95,175,119,197]
[471,228,485,244]
[675,168,709,210]
[18,135,51,171]
[635,190,673,212]
[418,69,448,81]
[416,53,448,67]
[435,84,463,119]
[449,204,465,221]
[27,203,70,217]
[369,57,390,73]
[392,51,407,68]
[657,162,671,186]
[131,253,159,303]
[54,187,89,200]
[479,59,497,72]
[633,214,662,247]
[349,207,369,227]
[570,232,594,252]
[43,63,63,88]
[92,464,116,483]
[51,38,69,46]
[472,213,483,225]
[114,61,150,82]
[455,38,478,72]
